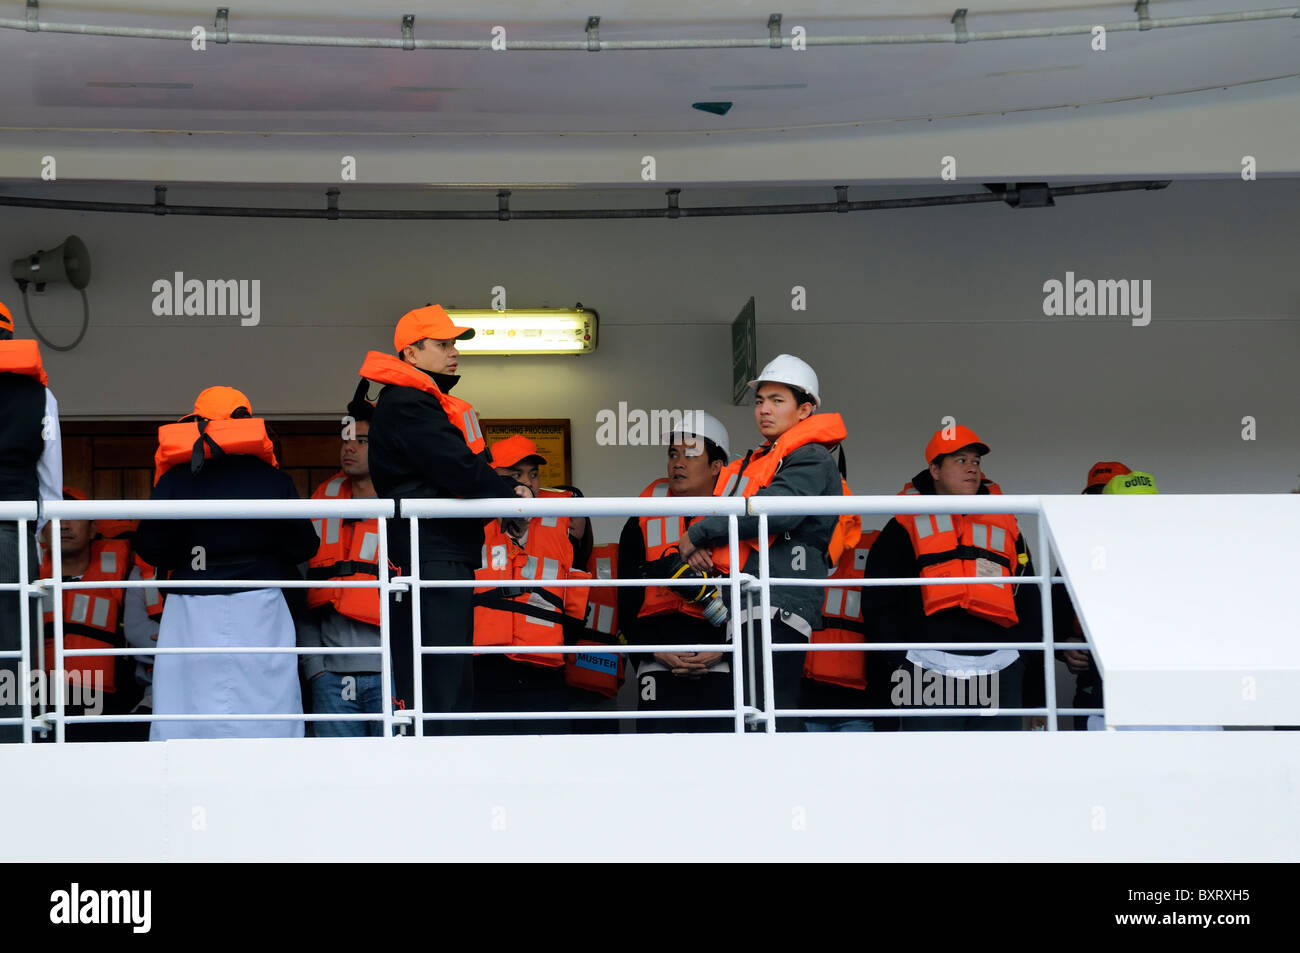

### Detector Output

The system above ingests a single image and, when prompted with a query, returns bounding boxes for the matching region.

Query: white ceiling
[0,0,1297,184]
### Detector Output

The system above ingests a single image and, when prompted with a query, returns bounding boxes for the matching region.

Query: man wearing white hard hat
[618,411,735,732]
[678,357,854,732]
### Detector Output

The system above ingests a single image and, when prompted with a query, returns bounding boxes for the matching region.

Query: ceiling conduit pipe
[0,5,1296,51]
[0,181,1172,222]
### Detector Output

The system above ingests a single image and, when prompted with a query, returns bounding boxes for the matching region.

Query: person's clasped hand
[676,535,714,573]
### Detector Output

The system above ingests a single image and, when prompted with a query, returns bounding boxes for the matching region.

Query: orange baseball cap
[189,385,252,421]
[0,301,12,334]
[1085,461,1130,492]
[925,424,989,463]
[489,435,547,469]
[393,304,475,352]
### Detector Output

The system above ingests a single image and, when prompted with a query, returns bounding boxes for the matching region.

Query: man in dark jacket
[135,386,319,740]
[359,305,531,735]
[865,424,1042,731]
[678,355,846,732]
[0,302,62,742]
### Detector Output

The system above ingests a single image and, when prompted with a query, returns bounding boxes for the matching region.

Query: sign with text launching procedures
[731,297,756,406]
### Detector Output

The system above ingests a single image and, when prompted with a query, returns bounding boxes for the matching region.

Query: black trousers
[389,559,475,736]
[473,654,570,735]
[0,522,37,744]
[636,668,735,733]
[742,617,806,732]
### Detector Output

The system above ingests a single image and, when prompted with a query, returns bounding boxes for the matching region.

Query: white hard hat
[748,354,820,408]
[663,410,731,458]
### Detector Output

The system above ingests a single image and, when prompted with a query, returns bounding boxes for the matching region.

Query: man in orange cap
[134,386,319,740]
[865,423,1043,731]
[0,300,62,742]
[468,435,594,733]
[359,305,533,734]
[1082,461,1130,495]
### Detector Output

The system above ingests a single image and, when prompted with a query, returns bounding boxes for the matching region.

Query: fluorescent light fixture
[86,82,194,89]
[446,308,598,355]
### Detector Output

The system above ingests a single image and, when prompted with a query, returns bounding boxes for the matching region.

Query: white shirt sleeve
[36,387,63,532]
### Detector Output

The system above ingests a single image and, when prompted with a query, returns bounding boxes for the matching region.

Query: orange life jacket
[803,531,879,690]
[40,539,129,694]
[94,518,139,543]
[710,414,861,572]
[564,541,626,697]
[474,515,589,668]
[358,351,486,455]
[897,483,1022,626]
[635,478,707,621]
[0,339,49,387]
[306,472,381,626]
[154,417,278,483]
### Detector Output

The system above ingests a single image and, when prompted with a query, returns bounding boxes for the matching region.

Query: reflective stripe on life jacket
[306,471,381,626]
[358,351,486,455]
[0,339,49,387]
[565,542,626,698]
[899,507,1021,628]
[474,517,588,668]
[710,413,859,572]
[803,532,879,690]
[134,554,165,622]
[40,539,129,694]
[636,478,706,621]
[154,416,278,483]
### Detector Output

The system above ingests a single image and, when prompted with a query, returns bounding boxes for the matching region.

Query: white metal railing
[1,494,1101,742]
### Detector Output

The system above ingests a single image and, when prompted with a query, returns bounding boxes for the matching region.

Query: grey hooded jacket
[685,443,843,630]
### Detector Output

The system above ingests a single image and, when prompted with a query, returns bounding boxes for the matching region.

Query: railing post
[744,589,756,727]
[726,514,744,734]
[408,515,423,737]
[17,518,32,743]
[50,518,65,743]
[378,512,394,738]
[1037,504,1059,731]
[756,512,777,734]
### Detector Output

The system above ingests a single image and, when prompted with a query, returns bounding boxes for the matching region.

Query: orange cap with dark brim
[925,424,990,463]
[1085,461,1131,492]
[188,385,253,421]
[394,304,475,352]
[489,434,547,469]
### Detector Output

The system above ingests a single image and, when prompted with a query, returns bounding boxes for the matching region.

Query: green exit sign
[731,297,756,406]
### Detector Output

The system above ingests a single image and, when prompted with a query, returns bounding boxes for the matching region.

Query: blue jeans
[805,718,875,732]
[310,671,383,737]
